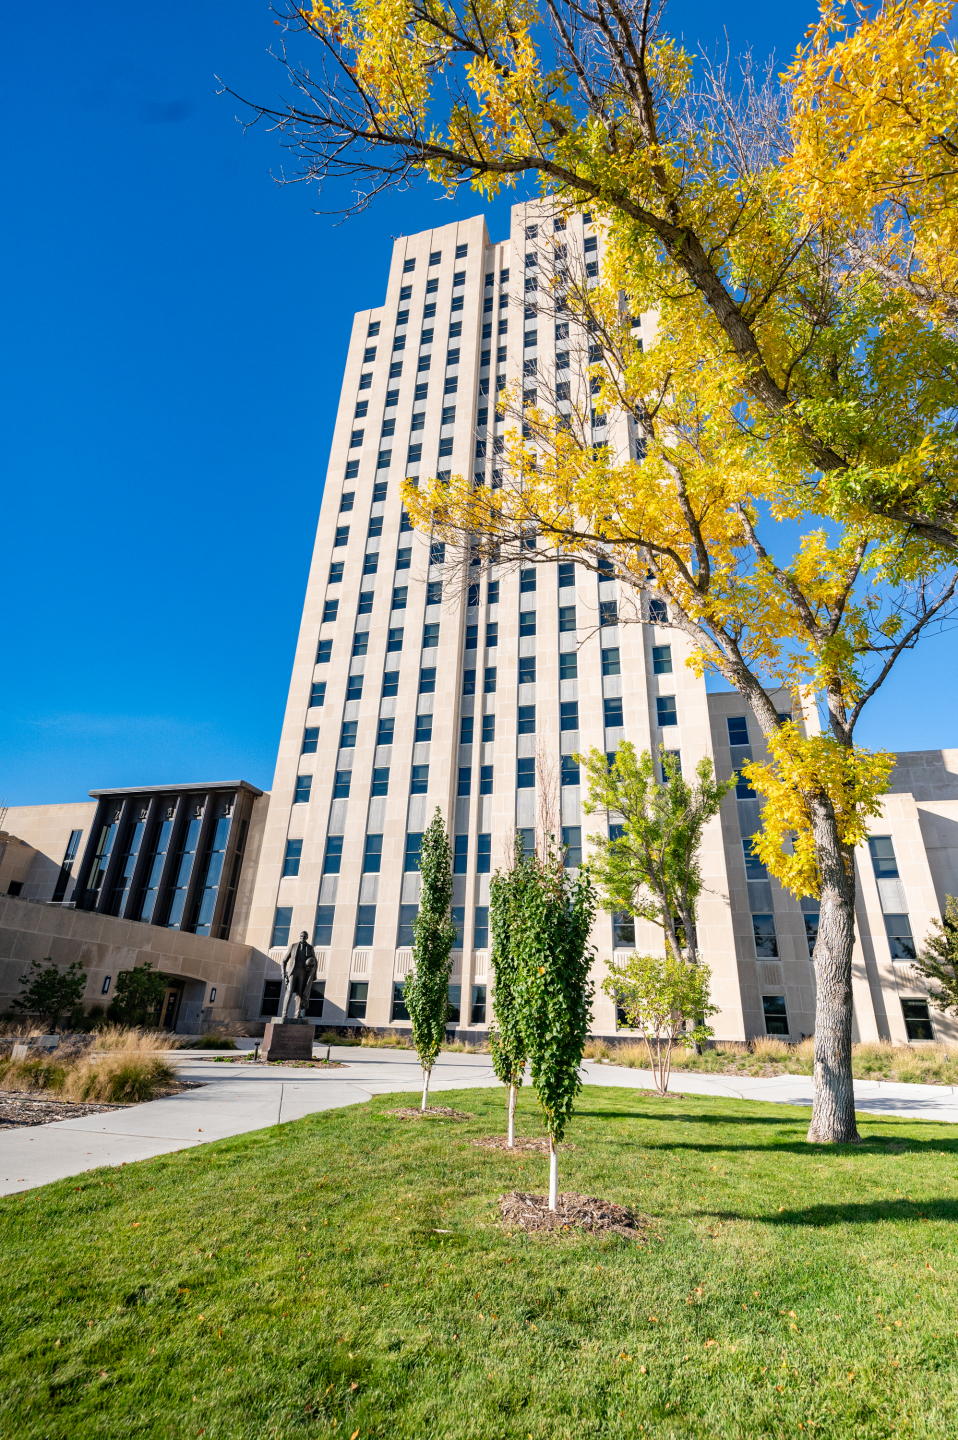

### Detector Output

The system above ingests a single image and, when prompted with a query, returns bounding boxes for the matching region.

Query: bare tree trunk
[507,1082,516,1147]
[807,797,861,1144]
[421,1068,430,1113]
[548,1135,558,1211]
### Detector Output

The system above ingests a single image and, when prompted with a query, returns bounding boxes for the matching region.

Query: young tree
[911,896,958,1016]
[513,839,596,1209]
[107,963,167,1029]
[239,0,958,1143]
[581,743,735,967]
[602,952,718,1094]
[404,808,457,1111]
[489,836,531,1146]
[14,958,87,1031]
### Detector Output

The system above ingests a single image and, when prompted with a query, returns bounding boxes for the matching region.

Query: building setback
[2,204,957,1046]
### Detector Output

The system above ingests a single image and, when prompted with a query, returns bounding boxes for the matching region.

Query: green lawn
[2,1087,958,1439]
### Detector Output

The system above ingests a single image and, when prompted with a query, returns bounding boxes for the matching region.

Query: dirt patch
[498,1191,655,1240]
[471,1136,578,1154]
[386,1106,473,1120]
[0,1091,124,1129]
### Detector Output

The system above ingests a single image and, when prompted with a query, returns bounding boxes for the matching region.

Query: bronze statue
[279,931,318,1023]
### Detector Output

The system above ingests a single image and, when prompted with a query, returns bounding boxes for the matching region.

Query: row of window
[272,901,491,952]
[263,975,487,1026]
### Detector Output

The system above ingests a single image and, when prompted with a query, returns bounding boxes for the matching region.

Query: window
[421,622,440,650]
[388,362,402,379]
[294,775,312,804]
[352,632,369,659]
[558,701,578,732]
[418,356,431,373]
[613,912,635,948]
[762,994,789,1036]
[458,768,472,798]
[310,681,326,708]
[438,437,454,458]
[403,257,416,273]
[742,839,768,879]
[452,834,470,876]
[476,713,493,746]
[397,903,418,948]
[486,578,500,606]
[465,624,478,651]
[753,915,779,959]
[463,669,476,694]
[471,985,487,1025]
[484,666,498,693]
[306,981,325,1020]
[387,627,404,652]
[389,585,408,611]
[656,695,678,727]
[649,598,667,623]
[363,834,383,872]
[562,826,582,867]
[282,839,302,878]
[339,491,355,513]
[884,913,916,960]
[419,667,437,694]
[479,765,493,795]
[302,727,319,754]
[348,979,369,1019]
[271,907,293,948]
[358,374,371,391]
[323,836,344,874]
[868,836,900,879]
[661,750,682,779]
[396,547,411,571]
[601,647,620,677]
[410,764,430,795]
[261,979,281,1017]
[651,645,672,674]
[350,429,364,448]
[609,824,624,843]
[335,525,349,547]
[328,562,345,585]
[428,250,441,265]
[561,755,580,787]
[727,716,750,746]
[322,599,339,625]
[485,622,499,648]
[901,998,934,1041]
[518,655,536,685]
[333,770,351,799]
[517,757,535,789]
[430,542,446,565]
[381,670,399,699]
[371,767,390,796]
[473,832,492,873]
[363,553,379,576]
[558,605,577,632]
[803,910,819,957]
[355,591,374,617]
[363,346,377,363]
[377,716,395,746]
[415,714,433,744]
[314,904,335,946]
[460,714,474,744]
[447,984,462,1024]
[391,982,409,1022]
[603,696,623,729]
[474,906,489,948]
[559,652,578,681]
[377,449,392,469]
[525,223,538,239]
[404,833,423,872]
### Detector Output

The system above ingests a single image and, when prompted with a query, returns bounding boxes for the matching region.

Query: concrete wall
[1,802,96,901]
[0,893,258,1033]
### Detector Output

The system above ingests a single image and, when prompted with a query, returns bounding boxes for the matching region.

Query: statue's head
[300,931,309,941]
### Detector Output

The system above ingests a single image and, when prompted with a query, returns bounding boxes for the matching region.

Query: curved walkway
[2,1045,956,1196]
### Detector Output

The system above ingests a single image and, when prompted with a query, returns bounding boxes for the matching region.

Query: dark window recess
[884,913,916,960]
[559,652,577,681]
[422,622,440,648]
[371,767,390,796]
[475,833,493,873]
[518,656,536,685]
[458,769,471,798]
[294,775,312,804]
[901,999,934,1041]
[367,514,384,538]
[340,720,358,749]
[346,673,364,701]
[474,906,490,949]
[479,766,493,796]
[404,833,423,872]
[753,915,779,959]
[396,547,411,570]
[439,436,454,458]
[727,716,750,746]
[762,994,789,1036]
[329,561,345,584]
[560,701,579,732]
[656,695,678,727]
[484,667,497,693]
[392,585,408,610]
[410,765,429,795]
[381,671,399,699]
[333,770,351,799]
[649,598,668,622]
[415,713,433,743]
[661,750,682,779]
[487,578,500,604]
[323,836,344,875]
[419,667,437,694]
[430,542,446,565]
[869,835,900,879]
[562,827,582,867]
[460,714,474,743]
[283,840,302,878]
[363,834,383,873]
[613,912,635,948]
[465,624,478,650]
[558,605,577,632]
[397,903,418,947]
[803,910,819,957]
[363,554,378,576]
[322,599,339,624]
[352,632,369,659]
[462,669,476,695]
[271,906,293,948]
[447,984,462,1024]
[310,682,326,708]
[387,627,404,652]
[652,644,672,673]
[306,981,326,1020]
[602,648,620,677]
[354,907,376,949]
[335,526,349,548]
[603,697,623,729]
[481,713,495,743]
[314,905,335,946]
[561,755,580,787]
[348,980,369,1019]
[377,717,395,746]
[357,375,371,392]
[517,705,535,734]
[454,835,469,872]
[340,492,355,513]
[261,980,281,1018]
[485,622,498,647]
[403,258,416,273]
[391,982,409,1022]
[471,985,487,1025]
[302,727,319,754]
[517,757,536,789]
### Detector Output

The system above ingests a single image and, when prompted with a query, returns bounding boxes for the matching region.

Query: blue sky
[3,0,955,806]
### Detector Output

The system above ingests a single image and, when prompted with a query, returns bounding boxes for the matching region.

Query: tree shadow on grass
[703,1196,958,1226]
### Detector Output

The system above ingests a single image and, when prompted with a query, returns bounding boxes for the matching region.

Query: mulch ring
[472,1136,578,1154]
[0,1091,124,1130]
[499,1191,655,1241]
[386,1106,474,1120]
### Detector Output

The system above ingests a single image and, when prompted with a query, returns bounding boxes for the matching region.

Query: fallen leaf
[350,1382,358,1391]
[704,1339,716,1348]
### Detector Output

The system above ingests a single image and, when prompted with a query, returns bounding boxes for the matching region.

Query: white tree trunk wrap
[507,1083,516,1147]
[548,1137,558,1211]
[421,1069,430,1112]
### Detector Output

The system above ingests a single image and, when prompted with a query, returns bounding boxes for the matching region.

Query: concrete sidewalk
[2,1045,956,1196]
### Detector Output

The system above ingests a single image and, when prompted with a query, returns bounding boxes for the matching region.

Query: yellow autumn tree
[237,0,958,1142]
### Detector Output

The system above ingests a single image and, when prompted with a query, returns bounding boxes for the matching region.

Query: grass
[584,1036,958,1086]
[2,1086,958,1438]
[0,1028,177,1104]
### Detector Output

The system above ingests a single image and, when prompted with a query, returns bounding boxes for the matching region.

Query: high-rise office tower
[245,201,814,1041]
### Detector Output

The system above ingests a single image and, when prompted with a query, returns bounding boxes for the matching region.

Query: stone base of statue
[261,1020,316,1063]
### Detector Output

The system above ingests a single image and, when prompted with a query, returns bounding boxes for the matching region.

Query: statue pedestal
[261,1021,315,1063]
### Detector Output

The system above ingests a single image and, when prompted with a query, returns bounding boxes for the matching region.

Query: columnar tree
[405,808,457,1111]
[240,0,958,1144]
[489,836,531,1146]
[107,963,167,1029]
[513,838,596,1209]
[602,952,718,1094]
[911,896,958,1017]
[581,743,735,967]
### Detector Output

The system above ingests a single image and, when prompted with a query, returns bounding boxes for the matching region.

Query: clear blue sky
[3,1,955,806]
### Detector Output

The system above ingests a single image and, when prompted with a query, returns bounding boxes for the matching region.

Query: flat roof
[89,780,265,799]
